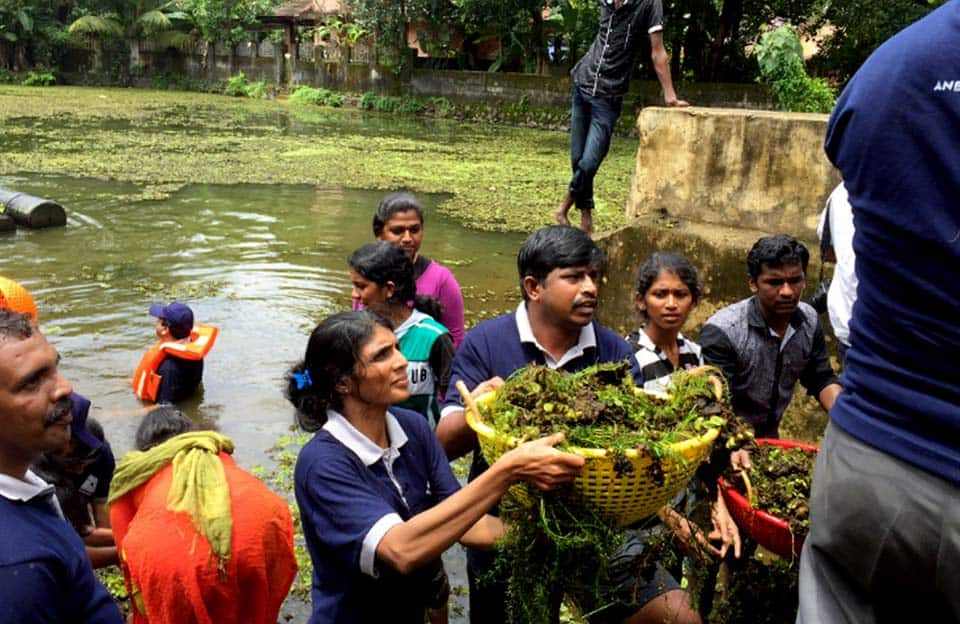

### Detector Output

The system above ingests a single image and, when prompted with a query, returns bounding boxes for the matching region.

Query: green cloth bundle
[109,431,236,568]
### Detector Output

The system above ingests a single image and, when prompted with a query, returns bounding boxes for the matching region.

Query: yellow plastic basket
[468,390,720,527]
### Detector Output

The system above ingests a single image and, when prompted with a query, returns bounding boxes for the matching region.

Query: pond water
[1,172,532,621]
[1,173,525,463]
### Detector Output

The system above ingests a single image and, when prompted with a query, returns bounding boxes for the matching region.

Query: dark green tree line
[0,0,948,83]
[348,0,946,82]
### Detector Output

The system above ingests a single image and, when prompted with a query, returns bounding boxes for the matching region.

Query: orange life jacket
[132,325,218,401]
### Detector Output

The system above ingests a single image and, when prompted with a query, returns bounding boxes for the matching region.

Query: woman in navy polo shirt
[286,310,584,624]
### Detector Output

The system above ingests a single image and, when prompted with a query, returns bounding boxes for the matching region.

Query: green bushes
[358,92,424,114]
[289,85,345,107]
[359,91,378,110]
[151,72,216,92]
[22,69,57,86]
[429,97,454,117]
[754,25,836,114]
[224,71,268,99]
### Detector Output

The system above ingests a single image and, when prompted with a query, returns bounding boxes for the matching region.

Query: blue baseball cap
[69,392,102,451]
[149,301,194,339]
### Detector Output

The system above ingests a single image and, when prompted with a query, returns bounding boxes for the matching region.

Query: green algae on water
[0,85,635,234]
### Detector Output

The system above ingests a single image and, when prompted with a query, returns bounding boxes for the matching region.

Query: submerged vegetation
[250,432,315,615]
[0,85,635,233]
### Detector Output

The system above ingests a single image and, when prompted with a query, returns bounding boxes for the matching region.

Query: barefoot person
[555,0,689,234]
[287,310,584,624]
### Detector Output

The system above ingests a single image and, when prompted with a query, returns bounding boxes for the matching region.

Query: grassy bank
[0,85,636,233]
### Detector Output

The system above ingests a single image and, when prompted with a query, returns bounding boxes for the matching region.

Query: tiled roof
[272,0,345,18]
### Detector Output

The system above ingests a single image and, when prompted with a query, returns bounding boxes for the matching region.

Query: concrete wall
[409,69,776,110]
[627,107,840,240]
[594,220,756,337]
[64,41,775,110]
[134,41,403,94]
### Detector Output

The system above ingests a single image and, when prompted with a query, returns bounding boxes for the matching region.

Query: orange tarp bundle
[110,453,297,624]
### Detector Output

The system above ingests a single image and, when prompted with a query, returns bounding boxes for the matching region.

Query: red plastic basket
[718,438,818,560]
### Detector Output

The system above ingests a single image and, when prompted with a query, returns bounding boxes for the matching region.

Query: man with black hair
[32,392,119,568]
[437,225,709,624]
[0,309,123,623]
[699,235,840,438]
[555,0,688,235]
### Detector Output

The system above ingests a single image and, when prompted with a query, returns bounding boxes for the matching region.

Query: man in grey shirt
[555,0,688,234]
[699,235,840,438]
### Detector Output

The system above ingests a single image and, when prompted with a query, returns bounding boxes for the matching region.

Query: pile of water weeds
[728,444,815,536]
[482,361,729,458]
[479,361,745,623]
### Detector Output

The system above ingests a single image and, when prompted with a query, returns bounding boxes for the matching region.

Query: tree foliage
[174,0,282,45]
[0,0,950,84]
[814,0,946,79]
[754,24,835,112]
[0,0,66,69]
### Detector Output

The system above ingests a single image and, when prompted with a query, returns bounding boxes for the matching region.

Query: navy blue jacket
[0,495,123,623]
[825,1,960,484]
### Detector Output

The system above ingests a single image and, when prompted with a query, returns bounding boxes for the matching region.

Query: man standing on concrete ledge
[798,2,960,622]
[555,0,688,235]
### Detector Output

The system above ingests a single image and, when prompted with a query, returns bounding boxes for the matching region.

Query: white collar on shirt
[634,328,691,355]
[514,302,597,369]
[0,469,56,502]
[393,309,430,340]
[323,409,409,467]
[0,469,65,517]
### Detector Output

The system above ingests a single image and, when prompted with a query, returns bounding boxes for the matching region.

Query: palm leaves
[68,2,188,42]
[68,14,123,38]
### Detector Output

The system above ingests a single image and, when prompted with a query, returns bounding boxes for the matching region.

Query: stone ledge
[628,107,840,240]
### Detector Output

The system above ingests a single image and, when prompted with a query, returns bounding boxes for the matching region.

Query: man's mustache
[572,297,598,308]
[44,397,73,427]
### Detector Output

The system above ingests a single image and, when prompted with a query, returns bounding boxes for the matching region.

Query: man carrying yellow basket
[437,226,739,624]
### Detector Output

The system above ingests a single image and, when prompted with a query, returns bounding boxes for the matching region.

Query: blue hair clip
[293,369,313,390]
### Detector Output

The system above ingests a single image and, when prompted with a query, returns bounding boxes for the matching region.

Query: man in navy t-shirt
[798,3,960,622]
[0,309,123,623]
[31,392,119,568]
[436,226,704,624]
